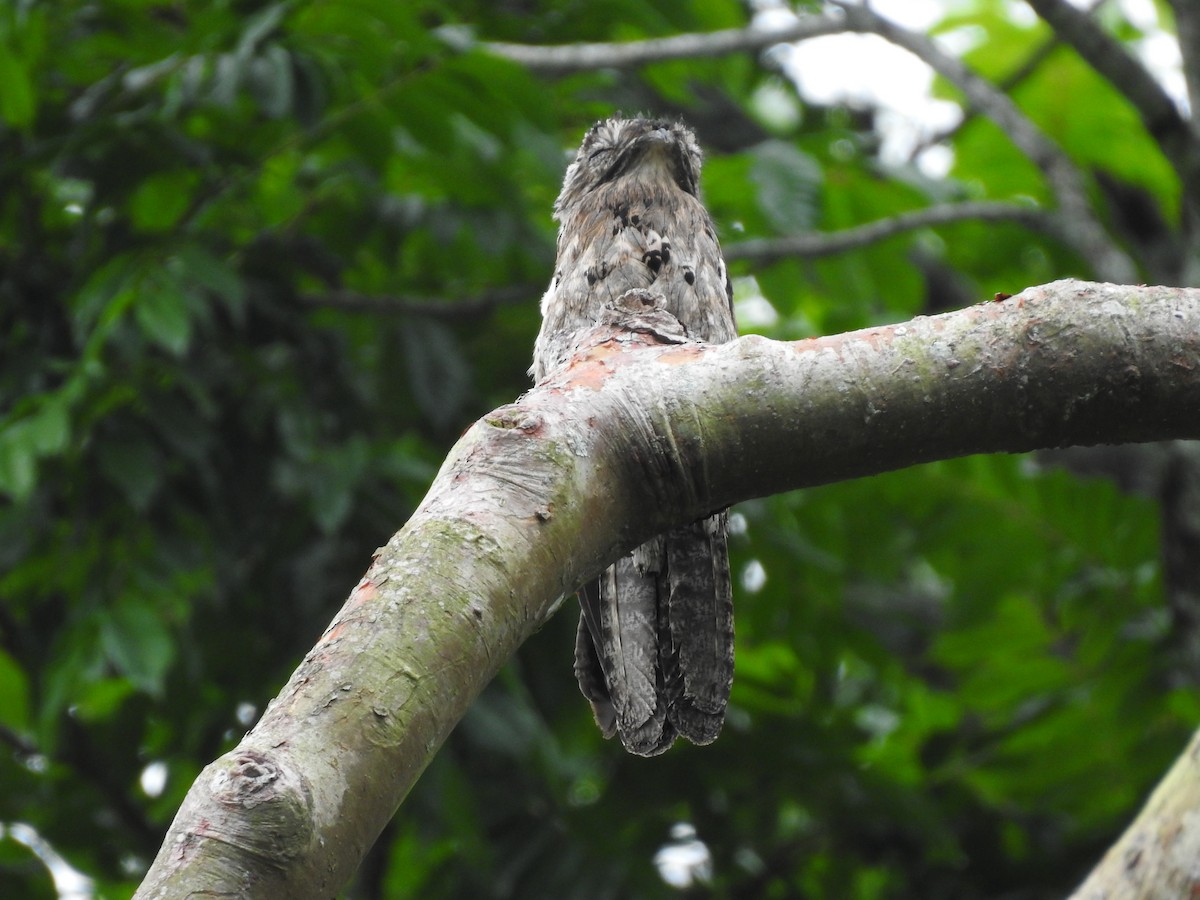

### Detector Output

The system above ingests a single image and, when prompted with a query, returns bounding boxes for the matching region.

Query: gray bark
[1069,727,1200,899]
[135,280,1200,899]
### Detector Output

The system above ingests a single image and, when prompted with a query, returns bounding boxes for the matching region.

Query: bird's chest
[555,189,706,314]
[563,197,676,276]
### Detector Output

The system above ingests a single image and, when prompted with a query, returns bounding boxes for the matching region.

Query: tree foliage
[1,1,1196,897]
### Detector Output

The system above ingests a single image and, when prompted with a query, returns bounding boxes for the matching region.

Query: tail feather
[573,604,616,738]
[572,516,733,756]
[598,555,674,755]
[662,515,734,744]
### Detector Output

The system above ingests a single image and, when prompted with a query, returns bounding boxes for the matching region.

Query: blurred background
[1,0,1198,896]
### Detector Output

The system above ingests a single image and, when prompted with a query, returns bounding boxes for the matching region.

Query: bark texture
[135,280,1200,898]
[1070,728,1200,899]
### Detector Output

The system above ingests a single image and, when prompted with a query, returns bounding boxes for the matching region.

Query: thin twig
[299,285,541,318]
[907,0,1111,162]
[1024,0,1195,139]
[829,1,1136,283]
[723,201,1055,265]
[480,7,1137,281]
[299,206,1056,301]
[1023,0,1200,200]
[1170,0,1200,118]
[482,13,845,73]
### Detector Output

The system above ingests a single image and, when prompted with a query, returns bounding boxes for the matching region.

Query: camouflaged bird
[531,117,736,756]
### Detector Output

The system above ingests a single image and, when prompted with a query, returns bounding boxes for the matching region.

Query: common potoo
[531,117,736,756]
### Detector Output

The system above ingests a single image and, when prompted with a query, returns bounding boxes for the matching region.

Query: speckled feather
[532,117,736,756]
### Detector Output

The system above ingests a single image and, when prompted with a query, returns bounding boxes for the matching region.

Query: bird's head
[554,117,704,218]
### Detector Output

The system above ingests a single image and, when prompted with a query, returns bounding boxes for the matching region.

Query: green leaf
[309,436,370,533]
[237,2,290,58]
[401,317,471,429]
[70,254,134,341]
[97,436,163,511]
[750,140,823,234]
[129,170,199,233]
[0,423,37,499]
[247,43,294,119]
[0,396,73,497]
[0,45,35,127]
[174,244,247,320]
[72,677,137,723]
[134,272,194,355]
[253,150,306,228]
[0,649,30,732]
[99,598,174,697]
[383,822,457,896]
[0,405,66,504]
[25,399,70,456]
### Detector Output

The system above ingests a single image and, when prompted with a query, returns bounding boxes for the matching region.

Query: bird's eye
[588,147,611,160]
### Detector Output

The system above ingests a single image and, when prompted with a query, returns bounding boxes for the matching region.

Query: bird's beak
[637,127,674,157]
[631,129,694,194]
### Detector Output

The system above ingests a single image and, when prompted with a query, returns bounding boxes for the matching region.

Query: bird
[530,117,736,756]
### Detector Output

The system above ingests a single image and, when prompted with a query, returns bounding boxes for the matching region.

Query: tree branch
[723,200,1055,264]
[134,281,1200,899]
[1023,0,1200,224]
[1069,726,1200,898]
[1169,0,1200,120]
[481,7,1137,282]
[481,13,845,72]
[1025,0,1188,133]
[906,0,1112,163]
[296,205,1053,303]
[298,285,541,319]
[828,2,1136,284]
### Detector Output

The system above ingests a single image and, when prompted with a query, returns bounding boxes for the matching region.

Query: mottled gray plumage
[531,117,736,756]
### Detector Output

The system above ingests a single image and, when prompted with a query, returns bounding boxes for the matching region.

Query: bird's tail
[660,513,734,745]
[574,515,733,756]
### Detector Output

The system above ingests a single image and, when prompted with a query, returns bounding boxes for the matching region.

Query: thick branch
[723,201,1054,264]
[135,281,1200,899]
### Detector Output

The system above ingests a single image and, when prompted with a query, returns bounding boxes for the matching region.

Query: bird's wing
[573,591,617,738]
[597,546,676,756]
[661,514,734,744]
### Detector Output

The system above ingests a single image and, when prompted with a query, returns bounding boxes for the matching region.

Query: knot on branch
[199,748,315,864]
[222,751,282,803]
